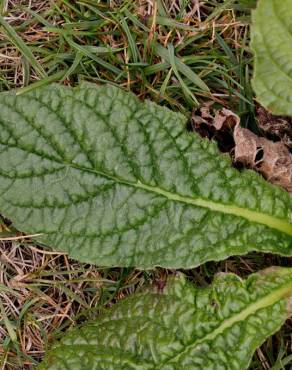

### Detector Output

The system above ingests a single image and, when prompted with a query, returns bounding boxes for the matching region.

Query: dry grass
[0,236,153,368]
[0,0,254,116]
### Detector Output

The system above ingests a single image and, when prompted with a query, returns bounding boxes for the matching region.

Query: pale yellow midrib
[141,183,292,235]
[71,163,292,236]
[159,281,292,367]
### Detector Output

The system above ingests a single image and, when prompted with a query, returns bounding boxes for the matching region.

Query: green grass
[0,0,255,124]
[0,0,291,369]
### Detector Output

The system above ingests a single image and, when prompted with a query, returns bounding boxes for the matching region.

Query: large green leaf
[251,0,292,115]
[0,83,291,268]
[38,268,292,369]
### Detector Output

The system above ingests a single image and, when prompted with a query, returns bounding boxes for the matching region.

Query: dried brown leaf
[234,124,292,192]
[257,106,292,148]
[213,108,240,130]
[192,103,239,131]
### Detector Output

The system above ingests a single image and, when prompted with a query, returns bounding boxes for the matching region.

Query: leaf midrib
[158,280,292,367]
[1,139,291,236]
[70,163,292,236]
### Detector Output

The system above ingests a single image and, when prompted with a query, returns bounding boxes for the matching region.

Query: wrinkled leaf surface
[0,84,291,267]
[251,0,292,114]
[38,268,292,369]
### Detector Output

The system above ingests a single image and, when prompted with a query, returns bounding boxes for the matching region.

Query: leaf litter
[234,124,292,192]
[192,103,292,192]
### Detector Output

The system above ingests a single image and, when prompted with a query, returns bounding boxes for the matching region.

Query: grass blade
[167,44,199,106]
[155,43,209,92]
[0,14,46,78]
[119,16,140,63]
[15,70,67,95]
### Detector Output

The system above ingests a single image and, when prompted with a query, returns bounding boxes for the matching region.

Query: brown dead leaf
[257,106,292,148]
[192,103,239,131]
[213,108,240,130]
[234,124,292,192]
[192,103,239,152]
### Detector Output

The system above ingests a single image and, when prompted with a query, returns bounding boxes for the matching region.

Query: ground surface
[0,1,291,369]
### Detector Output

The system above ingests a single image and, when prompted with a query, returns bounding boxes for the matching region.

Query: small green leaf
[0,83,291,268]
[38,268,292,370]
[251,0,292,114]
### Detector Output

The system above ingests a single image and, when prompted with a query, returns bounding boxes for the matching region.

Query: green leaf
[251,0,292,115]
[0,83,291,268]
[38,268,292,369]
